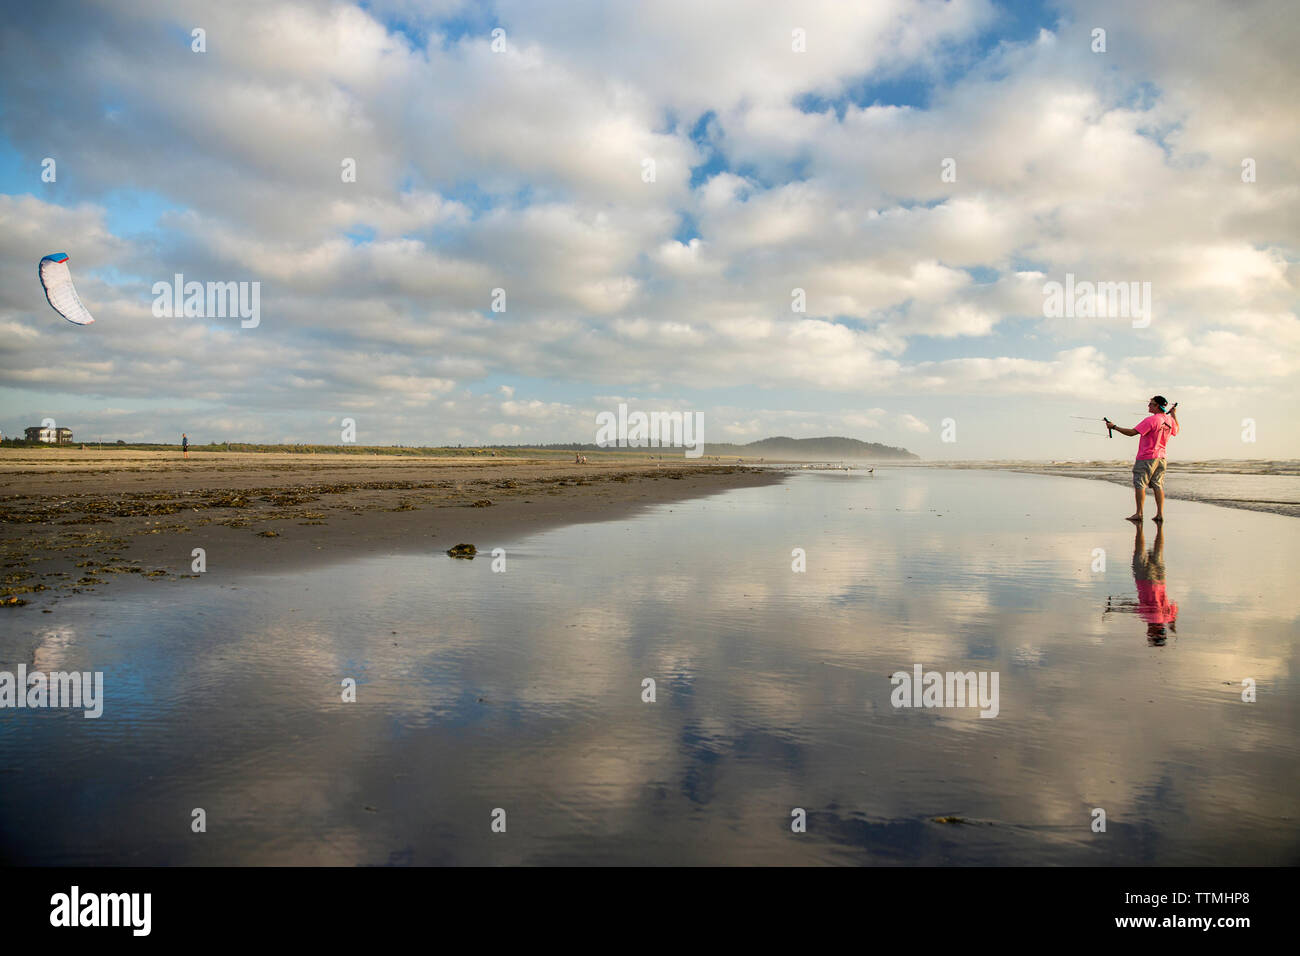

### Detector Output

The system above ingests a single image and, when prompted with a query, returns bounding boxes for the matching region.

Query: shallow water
[2,468,1297,865]
[1047,468,1300,515]
[922,460,1300,517]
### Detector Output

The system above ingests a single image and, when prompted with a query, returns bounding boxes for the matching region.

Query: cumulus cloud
[0,0,1295,456]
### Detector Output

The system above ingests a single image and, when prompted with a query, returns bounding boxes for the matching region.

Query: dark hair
[1152,395,1168,411]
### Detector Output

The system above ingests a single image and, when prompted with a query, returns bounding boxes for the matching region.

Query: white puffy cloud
[0,0,1295,456]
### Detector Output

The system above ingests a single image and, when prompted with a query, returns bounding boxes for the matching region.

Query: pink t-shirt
[1136,579,1178,625]
[1134,413,1177,461]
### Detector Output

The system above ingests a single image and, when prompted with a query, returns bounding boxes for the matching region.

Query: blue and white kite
[38,252,95,325]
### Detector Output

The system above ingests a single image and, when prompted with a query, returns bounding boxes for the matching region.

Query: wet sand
[5,467,1296,865]
[0,449,780,609]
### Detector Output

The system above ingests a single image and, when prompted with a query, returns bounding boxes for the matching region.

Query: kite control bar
[1100,403,1175,438]
[1073,404,1177,439]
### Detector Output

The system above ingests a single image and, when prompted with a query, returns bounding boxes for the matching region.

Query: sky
[0,0,1296,459]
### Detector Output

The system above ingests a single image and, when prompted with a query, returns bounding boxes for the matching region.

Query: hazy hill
[702,436,919,460]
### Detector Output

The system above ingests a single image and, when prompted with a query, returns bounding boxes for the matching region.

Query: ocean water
[1012,462,1300,517]
[2,468,1297,865]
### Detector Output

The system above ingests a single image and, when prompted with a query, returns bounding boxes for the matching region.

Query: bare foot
[1152,515,1164,523]
[1126,513,1143,522]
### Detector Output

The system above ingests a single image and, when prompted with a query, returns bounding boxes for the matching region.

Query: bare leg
[1152,485,1165,522]
[1127,486,1144,521]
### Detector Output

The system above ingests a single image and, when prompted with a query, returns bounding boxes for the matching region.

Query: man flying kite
[1103,396,1180,523]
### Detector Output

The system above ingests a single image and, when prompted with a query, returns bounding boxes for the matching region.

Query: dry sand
[0,449,781,609]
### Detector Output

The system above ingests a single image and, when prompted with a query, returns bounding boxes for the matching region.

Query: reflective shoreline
[2,468,1297,865]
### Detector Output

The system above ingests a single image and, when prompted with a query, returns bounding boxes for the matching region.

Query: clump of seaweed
[260,492,320,506]
[1,583,46,596]
[208,493,252,508]
[447,543,477,559]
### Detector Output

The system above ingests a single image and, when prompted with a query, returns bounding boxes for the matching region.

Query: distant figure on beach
[1104,396,1179,522]
[1127,522,1178,645]
[182,433,189,458]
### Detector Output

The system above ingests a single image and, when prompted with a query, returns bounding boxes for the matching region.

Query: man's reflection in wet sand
[1106,523,1179,645]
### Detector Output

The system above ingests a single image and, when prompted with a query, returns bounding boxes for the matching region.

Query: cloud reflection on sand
[1,469,1297,864]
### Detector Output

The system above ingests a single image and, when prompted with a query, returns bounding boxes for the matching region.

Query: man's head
[1149,396,1169,413]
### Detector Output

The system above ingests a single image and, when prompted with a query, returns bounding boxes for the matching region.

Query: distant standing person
[1104,396,1179,523]
[182,433,189,459]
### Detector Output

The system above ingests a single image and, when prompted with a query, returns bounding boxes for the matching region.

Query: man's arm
[1105,418,1140,437]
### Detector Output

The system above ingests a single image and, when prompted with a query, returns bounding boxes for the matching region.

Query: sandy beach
[0,449,780,609]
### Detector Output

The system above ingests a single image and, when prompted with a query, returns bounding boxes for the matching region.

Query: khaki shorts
[1133,458,1166,491]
